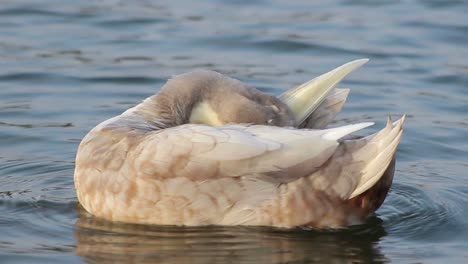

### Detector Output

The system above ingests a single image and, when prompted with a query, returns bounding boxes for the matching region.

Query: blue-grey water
[0,0,467,263]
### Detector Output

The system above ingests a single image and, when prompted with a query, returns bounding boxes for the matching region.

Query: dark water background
[1,0,467,263]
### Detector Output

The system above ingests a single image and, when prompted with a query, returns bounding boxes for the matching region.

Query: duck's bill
[279,59,369,126]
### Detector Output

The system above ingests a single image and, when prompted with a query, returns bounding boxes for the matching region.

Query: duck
[74,59,405,228]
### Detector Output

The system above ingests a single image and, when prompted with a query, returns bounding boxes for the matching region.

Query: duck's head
[185,71,296,127]
[138,59,368,128]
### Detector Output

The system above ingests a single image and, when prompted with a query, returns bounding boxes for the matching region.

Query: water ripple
[95,18,168,28]
[0,72,164,85]
[379,162,468,242]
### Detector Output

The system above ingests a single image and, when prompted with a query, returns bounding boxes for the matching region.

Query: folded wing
[299,88,350,129]
[130,122,373,183]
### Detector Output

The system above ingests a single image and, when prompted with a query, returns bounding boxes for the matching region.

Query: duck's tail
[300,115,403,210]
[334,115,404,216]
[347,115,405,199]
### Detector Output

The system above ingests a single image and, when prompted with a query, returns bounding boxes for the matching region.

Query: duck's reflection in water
[74,205,388,264]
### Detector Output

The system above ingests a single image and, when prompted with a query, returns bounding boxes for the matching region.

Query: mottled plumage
[74,59,405,228]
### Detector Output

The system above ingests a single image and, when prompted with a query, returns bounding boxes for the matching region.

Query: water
[0,0,467,263]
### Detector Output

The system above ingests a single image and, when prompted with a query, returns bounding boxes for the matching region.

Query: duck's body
[75,59,404,228]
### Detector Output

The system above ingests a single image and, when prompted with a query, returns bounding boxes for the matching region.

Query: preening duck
[74,59,405,228]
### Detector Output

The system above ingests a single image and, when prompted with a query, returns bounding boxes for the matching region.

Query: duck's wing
[131,122,373,183]
[280,59,368,125]
[298,88,349,129]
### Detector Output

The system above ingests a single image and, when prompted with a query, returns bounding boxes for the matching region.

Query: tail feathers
[299,88,349,129]
[306,115,405,200]
[348,115,405,198]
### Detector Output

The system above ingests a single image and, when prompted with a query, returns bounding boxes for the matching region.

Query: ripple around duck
[0,157,76,258]
[0,158,74,201]
[0,199,77,263]
[378,174,468,242]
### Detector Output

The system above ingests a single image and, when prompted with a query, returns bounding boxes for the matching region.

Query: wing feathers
[132,116,404,199]
[135,122,372,183]
[300,88,350,129]
[322,122,374,141]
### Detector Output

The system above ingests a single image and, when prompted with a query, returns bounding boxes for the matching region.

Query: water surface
[1,0,467,263]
